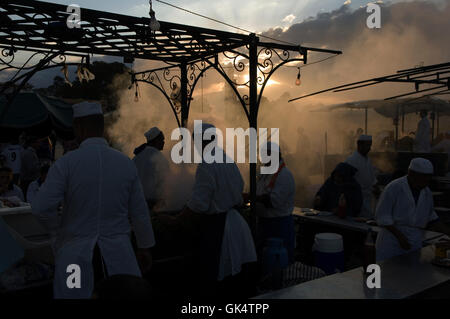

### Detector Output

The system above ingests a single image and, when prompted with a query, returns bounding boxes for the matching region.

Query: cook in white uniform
[345,134,378,218]
[414,110,431,153]
[177,122,256,296]
[32,102,155,299]
[256,142,296,262]
[132,127,169,211]
[375,158,450,261]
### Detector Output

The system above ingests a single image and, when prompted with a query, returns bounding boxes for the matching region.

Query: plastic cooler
[313,233,345,275]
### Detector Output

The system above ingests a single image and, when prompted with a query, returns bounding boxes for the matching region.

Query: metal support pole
[364,107,368,134]
[394,106,399,151]
[431,110,436,143]
[249,34,259,236]
[180,62,188,128]
[401,107,405,134]
[437,112,440,136]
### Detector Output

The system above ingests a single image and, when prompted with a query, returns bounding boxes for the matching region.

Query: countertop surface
[256,246,450,299]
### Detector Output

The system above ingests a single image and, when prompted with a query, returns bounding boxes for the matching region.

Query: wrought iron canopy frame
[0,0,342,231]
[131,42,338,128]
[289,61,450,102]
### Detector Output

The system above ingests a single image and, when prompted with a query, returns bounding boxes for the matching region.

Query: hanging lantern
[149,0,160,31]
[134,82,140,103]
[295,67,301,86]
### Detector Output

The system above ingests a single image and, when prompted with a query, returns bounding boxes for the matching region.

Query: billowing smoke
[107,0,450,208]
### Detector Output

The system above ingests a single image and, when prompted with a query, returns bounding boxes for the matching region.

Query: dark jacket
[133,143,147,156]
[314,162,363,217]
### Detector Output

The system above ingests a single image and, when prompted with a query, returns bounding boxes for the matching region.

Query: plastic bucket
[313,233,344,275]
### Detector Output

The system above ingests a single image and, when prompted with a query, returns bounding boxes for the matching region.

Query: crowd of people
[1,102,450,299]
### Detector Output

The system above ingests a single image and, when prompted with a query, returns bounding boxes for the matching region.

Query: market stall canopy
[0,91,74,140]
[376,96,450,118]
[312,97,450,118]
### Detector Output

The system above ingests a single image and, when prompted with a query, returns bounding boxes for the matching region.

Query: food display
[432,241,450,268]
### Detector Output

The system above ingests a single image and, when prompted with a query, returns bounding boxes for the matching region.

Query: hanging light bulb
[149,0,160,31]
[134,83,139,102]
[295,67,301,86]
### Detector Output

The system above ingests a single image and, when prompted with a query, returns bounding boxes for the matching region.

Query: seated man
[314,162,363,217]
[0,166,24,205]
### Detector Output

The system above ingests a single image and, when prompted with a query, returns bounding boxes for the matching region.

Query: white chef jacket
[187,150,257,280]
[26,180,40,204]
[414,117,431,153]
[133,146,169,203]
[345,151,377,218]
[32,137,155,299]
[188,151,244,214]
[27,179,59,244]
[375,176,439,261]
[1,144,24,175]
[256,160,295,218]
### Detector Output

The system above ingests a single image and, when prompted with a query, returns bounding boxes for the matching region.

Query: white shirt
[132,146,169,202]
[414,117,431,153]
[188,151,244,214]
[1,144,24,174]
[345,151,377,217]
[375,176,438,261]
[26,180,40,204]
[256,161,296,218]
[32,137,155,298]
[187,151,256,279]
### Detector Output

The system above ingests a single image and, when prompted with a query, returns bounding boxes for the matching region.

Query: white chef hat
[144,127,162,142]
[72,101,103,118]
[409,158,434,175]
[357,134,372,142]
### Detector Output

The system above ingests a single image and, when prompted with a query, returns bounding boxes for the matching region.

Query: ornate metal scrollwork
[131,46,305,127]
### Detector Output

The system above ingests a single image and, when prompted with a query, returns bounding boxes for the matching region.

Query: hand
[136,248,153,275]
